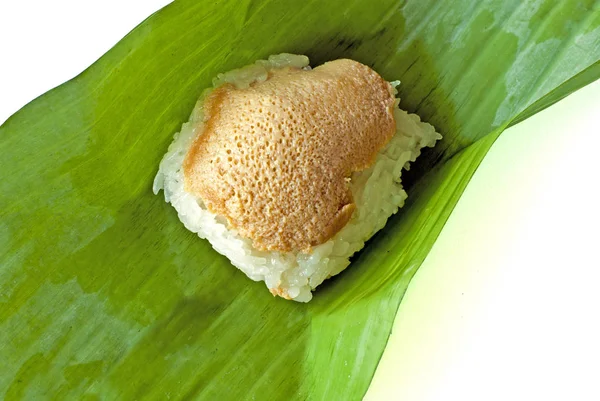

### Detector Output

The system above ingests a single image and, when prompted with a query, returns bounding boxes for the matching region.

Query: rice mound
[153,54,441,302]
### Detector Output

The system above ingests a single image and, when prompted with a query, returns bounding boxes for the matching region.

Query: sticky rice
[153,54,441,302]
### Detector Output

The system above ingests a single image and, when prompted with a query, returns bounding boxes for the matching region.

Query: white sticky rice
[153,54,441,302]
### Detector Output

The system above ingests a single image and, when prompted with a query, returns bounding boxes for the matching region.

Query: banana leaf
[1,0,599,399]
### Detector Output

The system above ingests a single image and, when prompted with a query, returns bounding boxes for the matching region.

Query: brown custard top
[183,59,396,252]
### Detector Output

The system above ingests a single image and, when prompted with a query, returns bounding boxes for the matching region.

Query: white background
[1,2,599,400]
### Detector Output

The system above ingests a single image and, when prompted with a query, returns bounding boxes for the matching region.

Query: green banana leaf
[1,0,599,399]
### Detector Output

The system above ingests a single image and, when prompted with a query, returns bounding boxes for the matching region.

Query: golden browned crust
[183,59,396,252]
